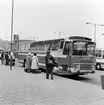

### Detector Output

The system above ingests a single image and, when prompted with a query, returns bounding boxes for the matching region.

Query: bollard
[101,75,104,89]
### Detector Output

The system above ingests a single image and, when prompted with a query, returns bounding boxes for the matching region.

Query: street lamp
[86,22,104,43]
[10,0,14,70]
[54,31,65,38]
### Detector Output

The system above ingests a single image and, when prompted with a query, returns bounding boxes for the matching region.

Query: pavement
[0,63,104,105]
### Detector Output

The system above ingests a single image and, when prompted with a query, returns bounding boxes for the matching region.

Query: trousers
[46,64,54,79]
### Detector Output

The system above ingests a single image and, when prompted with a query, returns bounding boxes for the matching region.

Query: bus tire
[23,59,26,67]
[71,74,79,78]
[96,63,101,70]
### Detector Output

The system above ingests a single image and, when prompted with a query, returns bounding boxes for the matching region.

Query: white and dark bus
[16,36,96,76]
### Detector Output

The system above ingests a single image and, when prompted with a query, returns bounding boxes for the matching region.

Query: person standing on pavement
[31,53,39,73]
[5,52,9,65]
[25,52,32,73]
[45,50,55,80]
[1,51,4,65]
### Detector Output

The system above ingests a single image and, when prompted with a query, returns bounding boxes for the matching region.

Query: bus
[16,36,96,76]
[95,48,104,70]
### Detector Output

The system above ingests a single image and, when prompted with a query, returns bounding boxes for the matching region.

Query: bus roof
[17,36,93,45]
[17,41,33,44]
[31,38,64,44]
[69,36,92,41]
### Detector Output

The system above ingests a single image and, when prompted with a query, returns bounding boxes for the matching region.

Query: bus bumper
[56,69,95,75]
[69,68,95,75]
[77,70,95,75]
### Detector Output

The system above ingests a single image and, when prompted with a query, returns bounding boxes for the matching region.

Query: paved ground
[0,64,104,105]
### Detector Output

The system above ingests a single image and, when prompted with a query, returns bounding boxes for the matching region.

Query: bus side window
[52,42,59,51]
[60,41,64,49]
[44,44,51,50]
[30,43,37,51]
[21,44,25,51]
[25,43,30,51]
[18,44,21,51]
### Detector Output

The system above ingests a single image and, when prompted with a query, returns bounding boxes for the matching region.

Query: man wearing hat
[45,50,55,80]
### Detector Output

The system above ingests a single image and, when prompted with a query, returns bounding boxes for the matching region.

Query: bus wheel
[73,74,79,78]
[23,60,26,67]
[70,74,79,78]
[96,64,101,70]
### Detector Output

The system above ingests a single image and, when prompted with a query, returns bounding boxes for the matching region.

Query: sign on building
[14,34,19,43]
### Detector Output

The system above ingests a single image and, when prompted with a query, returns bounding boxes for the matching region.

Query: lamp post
[54,31,65,38]
[86,22,104,43]
[10,0,14,70]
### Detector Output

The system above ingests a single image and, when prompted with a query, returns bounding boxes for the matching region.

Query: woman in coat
[31,53,39,73]
[25,53,32,73]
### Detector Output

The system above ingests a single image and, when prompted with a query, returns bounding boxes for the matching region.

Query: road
[78,70,103,86]
[56,70,103,87]
[15,61,103,87]
[1,62,104,105]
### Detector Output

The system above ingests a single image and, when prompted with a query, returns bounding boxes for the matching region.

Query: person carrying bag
[45,50,55,80]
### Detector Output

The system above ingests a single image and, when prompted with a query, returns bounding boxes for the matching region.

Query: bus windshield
[73,41,95,56]
[73,41,87,55]
[87,42,95,56]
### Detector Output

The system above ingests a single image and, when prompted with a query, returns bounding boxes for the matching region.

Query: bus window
[18,44,21,51]
[37,44,42,50]
[52,41,59,51]
[73,41,87,55]
[25,43,30,51]
[30,43,37,51]
[60,41,64,49]
[44,44,50,50]
[63,42,71,55]
[87,42,95,56]
[36,42,44,50]
[21,44,25,51]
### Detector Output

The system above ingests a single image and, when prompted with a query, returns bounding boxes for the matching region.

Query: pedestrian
[1,51,4,65]
[0,51,1,60]
[25,52,32,73]
[45,50,55,80]
[31,53,39,73]
[5,52,9,65]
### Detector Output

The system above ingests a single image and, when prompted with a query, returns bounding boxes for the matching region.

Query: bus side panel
[17,52,27,63]
[37,52,59,69]
[58,55,70,70]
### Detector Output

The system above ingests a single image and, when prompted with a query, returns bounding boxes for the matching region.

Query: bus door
[57,41,64,67]
[63,41,72,68]
[58,41,72,71]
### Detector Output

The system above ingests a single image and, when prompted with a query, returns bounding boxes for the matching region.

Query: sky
[0,0,104,48]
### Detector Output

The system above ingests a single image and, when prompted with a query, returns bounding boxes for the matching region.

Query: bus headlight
[75,64,80,71]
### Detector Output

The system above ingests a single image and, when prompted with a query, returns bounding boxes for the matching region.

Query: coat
[31,56,38,69]
[25,55,32,69]
[45,54,55,67]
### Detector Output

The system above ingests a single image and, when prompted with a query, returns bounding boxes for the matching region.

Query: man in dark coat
[45,50,55,80]
[1,51,4,65]
[5,52,9,65]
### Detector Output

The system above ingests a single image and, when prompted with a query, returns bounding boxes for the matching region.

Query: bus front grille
[80,64,92,70]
